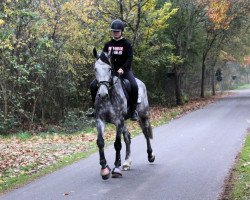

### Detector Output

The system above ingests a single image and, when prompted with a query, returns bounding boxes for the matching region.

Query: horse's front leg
[122,127,132,171]
[96,119,111,180]
[112,121,124,178]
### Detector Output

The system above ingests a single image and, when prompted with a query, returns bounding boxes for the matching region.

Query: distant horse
[92,48,155,180]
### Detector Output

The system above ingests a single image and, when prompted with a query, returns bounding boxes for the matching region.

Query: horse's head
[93,48,113,100]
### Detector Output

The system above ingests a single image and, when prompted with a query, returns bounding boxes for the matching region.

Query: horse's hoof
[100,165,111,180]
[122,165,131,171]
[112,167,122,178]
[122,159,132,171]
[148,153,155,163]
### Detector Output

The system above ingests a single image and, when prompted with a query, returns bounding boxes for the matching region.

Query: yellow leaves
[167,53,184,64]
[0,19,5,26]
[145,2,177,39]
[0,39,14,51]
[207,0,233,30]
[155,4,178,30]
[219,50,235,61]
[3,7,13,18]
[143,0,157,12]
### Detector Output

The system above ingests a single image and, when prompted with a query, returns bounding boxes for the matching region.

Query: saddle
[121,78,131,103]
[120,78,141,104]
[120,78,141,120]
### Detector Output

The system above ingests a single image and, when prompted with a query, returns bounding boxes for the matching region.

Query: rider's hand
[117,68,124,75]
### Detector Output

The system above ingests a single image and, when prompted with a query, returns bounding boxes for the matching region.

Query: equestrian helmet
[110,19,124,31]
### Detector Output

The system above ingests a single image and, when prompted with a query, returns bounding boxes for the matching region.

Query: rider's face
[112,30,122,39]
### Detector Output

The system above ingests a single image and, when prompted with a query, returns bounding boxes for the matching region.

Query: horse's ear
[93,48,97,58]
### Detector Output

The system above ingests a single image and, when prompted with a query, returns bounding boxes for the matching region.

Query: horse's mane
[99,52,111,66]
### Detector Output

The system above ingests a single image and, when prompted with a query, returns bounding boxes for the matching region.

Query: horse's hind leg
[122,127,132,170]
[139,115,155,163]
[96,119,111,180]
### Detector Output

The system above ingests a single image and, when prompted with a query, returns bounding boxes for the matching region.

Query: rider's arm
[121,42,133,71]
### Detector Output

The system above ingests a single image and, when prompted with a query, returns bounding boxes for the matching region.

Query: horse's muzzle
[98,84,109,100]
[98,93,109,100]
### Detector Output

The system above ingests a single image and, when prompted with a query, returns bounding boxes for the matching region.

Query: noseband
[97,80,113,90]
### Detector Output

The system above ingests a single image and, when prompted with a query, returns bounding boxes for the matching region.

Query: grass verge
[229,134,250,200]
[0,141,98,194]
[235,84,250,90]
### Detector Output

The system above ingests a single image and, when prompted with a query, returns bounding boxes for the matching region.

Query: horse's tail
[139,115,153,139]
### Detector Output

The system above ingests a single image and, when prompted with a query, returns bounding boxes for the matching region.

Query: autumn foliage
[207,0,234,30]
[0,0,249,133]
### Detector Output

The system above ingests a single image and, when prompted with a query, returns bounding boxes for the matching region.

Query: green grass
[0,131,32,140]
[235,84,250,90]
[229,134,250,200]
[152,108,181,127]
[16,132,33,140]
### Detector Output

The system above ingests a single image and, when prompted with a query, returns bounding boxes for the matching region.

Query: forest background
[0,0,250,134]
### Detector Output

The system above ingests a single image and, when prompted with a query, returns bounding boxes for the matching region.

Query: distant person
[215,68,222,82]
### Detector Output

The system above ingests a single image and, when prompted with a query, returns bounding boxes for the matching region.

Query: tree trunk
[211,69,215,96]
[201,58,206,98]
[200,32,218,98]
[30,96,37,130]
[119,0,124,20]
[173,65,183,105]
[41,107,45,125]
[211,61,218,96]
[0,81,8,121]
[132,0,142,46]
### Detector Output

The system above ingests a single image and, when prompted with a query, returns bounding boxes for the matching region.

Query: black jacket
[103,38,133,72]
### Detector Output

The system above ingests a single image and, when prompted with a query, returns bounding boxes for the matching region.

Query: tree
[198,0,250,97]
[156,0,204,104]
[0,0,44,128]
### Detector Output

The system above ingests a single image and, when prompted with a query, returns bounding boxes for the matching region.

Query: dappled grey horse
[93,48,155,180]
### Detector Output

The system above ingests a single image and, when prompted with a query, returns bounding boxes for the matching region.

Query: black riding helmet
[110,19,124,31]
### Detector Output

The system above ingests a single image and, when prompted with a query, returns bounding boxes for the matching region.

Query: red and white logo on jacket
[108,46,123,55]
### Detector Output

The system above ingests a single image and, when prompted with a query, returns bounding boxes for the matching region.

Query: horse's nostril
[99,93,109,100]
[103,94,109,99]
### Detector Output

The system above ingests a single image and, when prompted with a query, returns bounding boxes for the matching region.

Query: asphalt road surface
[1,89,250,200]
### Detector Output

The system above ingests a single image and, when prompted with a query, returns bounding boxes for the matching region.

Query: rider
[87,19,139,121]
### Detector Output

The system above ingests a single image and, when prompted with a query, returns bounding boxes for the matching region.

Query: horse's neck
[111,77,124,98]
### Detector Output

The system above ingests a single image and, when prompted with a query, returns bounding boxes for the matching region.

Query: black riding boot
[130,103,138,121]
[130,110,138,121]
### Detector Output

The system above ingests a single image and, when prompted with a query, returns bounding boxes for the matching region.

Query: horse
[92,48,155,180]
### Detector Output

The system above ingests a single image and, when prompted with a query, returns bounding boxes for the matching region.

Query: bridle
[96,53,118,90]
[97,80,113,90]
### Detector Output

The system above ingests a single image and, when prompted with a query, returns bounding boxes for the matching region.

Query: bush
[181,92,190,103]
[0,112,16,134]
[59,110,95,133]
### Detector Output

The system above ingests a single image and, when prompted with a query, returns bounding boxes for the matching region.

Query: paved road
[1,89,250,200]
